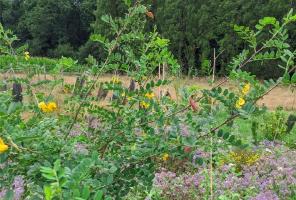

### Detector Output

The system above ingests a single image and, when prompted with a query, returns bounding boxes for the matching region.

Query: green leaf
[223,89,229,96]
[228,135,235,143]
[94,190,104,200]
[90,34,106,44]
[123,0,131,7]
[7,102,22,114]
[195,157,204,166]
[217,130,223,137]
[223,132,230,140]
[44,185,53,200]
[258,17,278,28]
[81,186,90,199]
[282,72,291,84]
[291,73,296,84]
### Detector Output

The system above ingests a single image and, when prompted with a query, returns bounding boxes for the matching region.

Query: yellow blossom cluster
[235,83,251,109]
[241,83,251,95]
[145,92,155,99]
[38,102,57,113]
[140,101,150,109]
[111,76,120,84]
[0,137,8,154]
[229,150,260,166]
[162,153,169,161]
[139,92,155,109]
[235,97,246,109]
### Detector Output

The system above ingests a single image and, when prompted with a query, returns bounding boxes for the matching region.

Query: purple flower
[251,190,279,200]
[69,124,83,137]
[88,116,101,129]
[12,176,24,200]
[0,189,7,199]
[180,124,190,137]
[152,143,296,199]
[74,143,89,155]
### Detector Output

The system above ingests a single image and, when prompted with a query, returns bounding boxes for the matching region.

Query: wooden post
[286,114,296,134]
[73,75,86,98]
[212,48,216,83]
[12,83,23,102]
[128,79,136,92]
[158,63,161,98]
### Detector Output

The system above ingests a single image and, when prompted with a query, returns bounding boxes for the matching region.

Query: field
[2,73,295,109]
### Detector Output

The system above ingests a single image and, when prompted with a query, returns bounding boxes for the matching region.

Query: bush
[259,107,288,141]
[0,55,57,72]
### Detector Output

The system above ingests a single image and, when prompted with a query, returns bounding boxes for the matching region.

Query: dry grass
[1,73,295,111]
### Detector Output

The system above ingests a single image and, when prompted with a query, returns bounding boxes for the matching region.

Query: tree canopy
[1,0,295,77]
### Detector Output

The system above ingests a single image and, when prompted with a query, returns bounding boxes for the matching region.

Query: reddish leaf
[184,146,192,153]
[189,98,198,111]
[146,11,154,19]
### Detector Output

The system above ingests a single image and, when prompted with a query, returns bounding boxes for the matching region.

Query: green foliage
[259,107,288,141]
[0,55,57,72]
[200,59,211,76]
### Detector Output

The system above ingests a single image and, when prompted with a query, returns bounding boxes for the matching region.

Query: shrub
[259,107,288,141]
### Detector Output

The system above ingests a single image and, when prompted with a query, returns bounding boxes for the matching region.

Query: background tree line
[1,0,296,78]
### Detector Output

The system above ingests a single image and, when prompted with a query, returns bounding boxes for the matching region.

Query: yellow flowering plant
[235,97,246,109]
[111,76,120,84]
[24,51,30,61]
[140,101,150,109]
[145,92,155,99]
[0,137,8,153]
[38,101,57,113]
[241,83,251,95]
[162,153,169,161]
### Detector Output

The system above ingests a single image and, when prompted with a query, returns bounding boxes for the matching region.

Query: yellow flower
[235,97,245,109]
[38,101,57,113]
[111,76,120,84]
[162,153,169,161]
[0,137,9,154]
[47,102,57,112]
[24,51,30,61]
[38,101,48,112]
[140,101,150,109]
[229,150,260,166]
[242,83,251,95]
[145,92,155,99]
